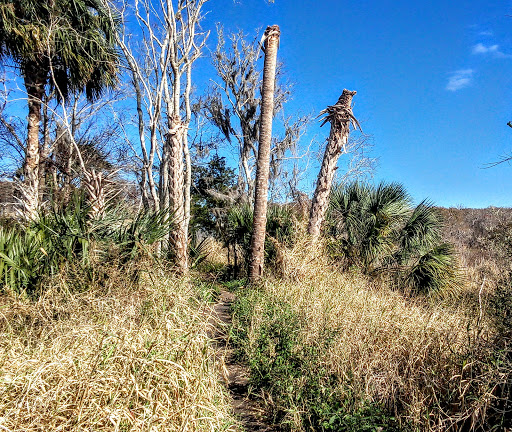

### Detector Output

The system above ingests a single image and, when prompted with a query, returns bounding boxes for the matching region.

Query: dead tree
[308,89,361,239]
[249,25,280,282]
[117,0,209,273]
[204,28,306,202]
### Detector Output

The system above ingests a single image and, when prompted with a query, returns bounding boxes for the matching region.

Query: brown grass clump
[233,237,503,431]
[0,267,236,431]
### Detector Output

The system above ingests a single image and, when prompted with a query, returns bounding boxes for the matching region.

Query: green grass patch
[230,287,404,431]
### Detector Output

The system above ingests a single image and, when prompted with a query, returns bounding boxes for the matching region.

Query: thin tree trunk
[183,132,192,246]
[248,25,280,282]
[39,94,51,203]
[159,142,170,210]
[140,169,150,209]
[22,63,46,220]
[308,89,358,239]
[183,62,193,251]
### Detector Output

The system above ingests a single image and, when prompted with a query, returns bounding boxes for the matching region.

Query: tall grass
[231,237,507,431]
[0,266,237,431]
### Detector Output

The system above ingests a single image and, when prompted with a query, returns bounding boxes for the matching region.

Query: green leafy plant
[0,194,175,295]
[223,203,296,276]
[96,206,174,263]
[0,193,92,294]
[327,181,459,294]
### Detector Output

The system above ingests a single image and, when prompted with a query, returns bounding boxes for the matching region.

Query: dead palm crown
[308,89,361,238]
[0,0,119,219]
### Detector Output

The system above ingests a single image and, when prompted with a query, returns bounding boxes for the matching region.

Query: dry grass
[236,236,503,431]
[0,267,237,431]
[439,207,512,289]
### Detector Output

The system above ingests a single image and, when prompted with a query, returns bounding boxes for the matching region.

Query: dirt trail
[209,289,276,432]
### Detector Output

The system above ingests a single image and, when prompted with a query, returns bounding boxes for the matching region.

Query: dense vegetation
[229,203,512,431]
[0,1,510,431]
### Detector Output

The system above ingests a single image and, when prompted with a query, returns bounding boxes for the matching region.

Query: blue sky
[200,0,512,208]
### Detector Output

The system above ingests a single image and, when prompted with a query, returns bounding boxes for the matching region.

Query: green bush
[0,194,92,295]
[327,182,459,294]
[224,203,296,276]
[0,194,174,296]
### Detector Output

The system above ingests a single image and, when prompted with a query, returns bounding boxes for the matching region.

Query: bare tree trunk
[183,132,192,245]
[248,25,280,282]
[117,0,208,269]
[159,142,170,211]
[84,169,108,220]
[168,118,188,273]
[308,89,359,239]
[39,94,51,203]
[140,169,150,209]
[183,62,193,255]
[21,63,46,220]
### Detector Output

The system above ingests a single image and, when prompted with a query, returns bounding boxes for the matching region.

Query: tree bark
[168,117,188,274]
[308,89,358,239]
[249,25,280,282]
[22,62,46,220]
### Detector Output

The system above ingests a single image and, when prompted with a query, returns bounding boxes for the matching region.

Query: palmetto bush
[224,203,296,275]
[0,194,92,295]
[96,206,174,263]
[327,181,459,294]
[0,194,174,295]
[0,226,40,294]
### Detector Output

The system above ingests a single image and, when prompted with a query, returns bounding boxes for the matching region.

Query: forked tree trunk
[308,89,359,239]
[168,118,188,274]
[248,25,280,282]
[22,63,46,220]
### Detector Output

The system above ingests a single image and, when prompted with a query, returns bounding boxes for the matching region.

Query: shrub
[223,203,296,276]
[0,194,174,296]
[0,194,92,295]
[327,181,459,294]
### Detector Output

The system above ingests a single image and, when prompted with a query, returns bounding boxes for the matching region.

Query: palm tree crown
[0,0,119,101]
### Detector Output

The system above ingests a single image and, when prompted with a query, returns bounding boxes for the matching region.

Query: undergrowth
[230,237,510,431]
[0,265,237,431]
[231,286,403,431]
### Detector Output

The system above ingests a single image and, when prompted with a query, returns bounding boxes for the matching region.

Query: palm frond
[403,243,460,294]
[0,0,120,102]
[397,200,442,262]
[327,181,460,294]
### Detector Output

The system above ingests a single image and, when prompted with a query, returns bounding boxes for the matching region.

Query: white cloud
[446,69,474,92]
[472,43,499,54]
[478,30,494,37]
[472,43,511,58]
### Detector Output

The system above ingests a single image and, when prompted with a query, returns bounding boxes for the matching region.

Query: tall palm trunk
[249,25,280,282]
[308,89,359,239]
[22,62,46,220]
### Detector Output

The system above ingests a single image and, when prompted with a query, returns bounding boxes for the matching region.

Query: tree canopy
[0,0,119,101]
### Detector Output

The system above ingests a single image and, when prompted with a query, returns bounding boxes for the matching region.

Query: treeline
[0,0,376,279]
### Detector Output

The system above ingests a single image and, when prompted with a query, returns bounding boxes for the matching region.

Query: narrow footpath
[210,289,276,432]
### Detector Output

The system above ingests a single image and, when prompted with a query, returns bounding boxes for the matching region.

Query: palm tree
[249,25,280,282]
[308,89,360,239]
[327,181,459,294]
[0,0,119,219]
